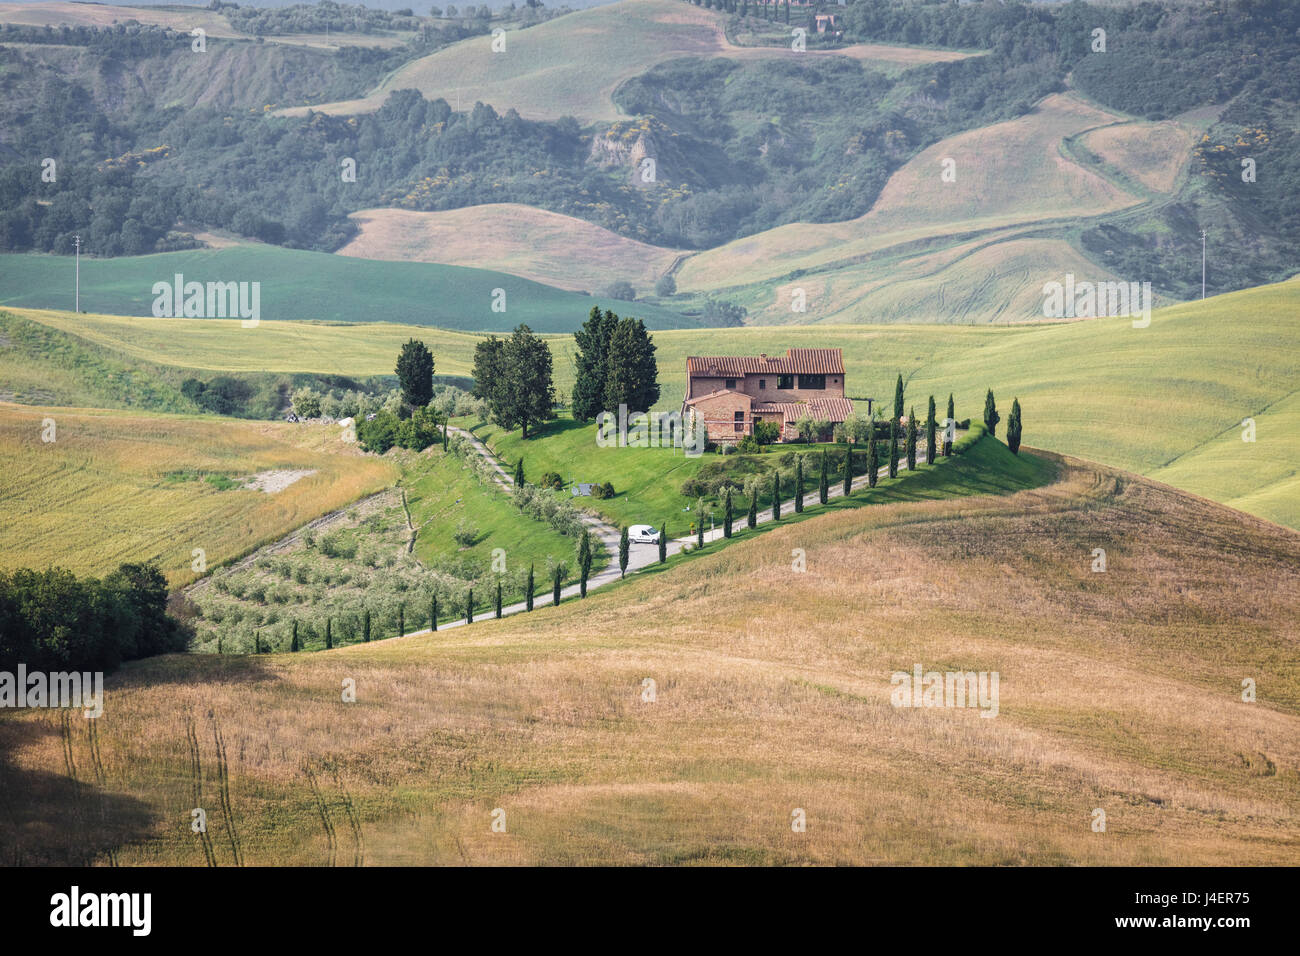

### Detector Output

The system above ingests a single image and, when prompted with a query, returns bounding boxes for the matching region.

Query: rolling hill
[280,0,975,124]
[0,246,697,332]
[3,445,1296,864]
[9,274,1296,531]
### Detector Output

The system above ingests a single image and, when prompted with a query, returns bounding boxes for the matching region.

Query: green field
[7,276,1300,531]
[0,246,695,333]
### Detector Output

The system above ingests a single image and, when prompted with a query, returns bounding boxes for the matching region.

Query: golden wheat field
[2,449,1296,866]
[0,403,398,586]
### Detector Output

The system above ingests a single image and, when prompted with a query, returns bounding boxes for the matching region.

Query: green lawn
[404,446,590,578]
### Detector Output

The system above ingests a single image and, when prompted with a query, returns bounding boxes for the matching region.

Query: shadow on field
[0,718,154,866]
[107,649,285,694]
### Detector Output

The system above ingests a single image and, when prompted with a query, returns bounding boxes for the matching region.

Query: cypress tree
[526,565,534,612]
[218,636,223,655]
[514,458,524,488]
[888,420,899,478]
[578,529,592,597]
[783,0,789,23]
[431,595,438,631]
[552,565,562,605]
[1007,398,1023,455]
[893,374,905,423]
[842,447,852,496]
[398,604,404,637]
[466,588,474,624]
[906,407,918,471]
[619,525,630,577]
[773,470,781,520]
[748,484,758,528]
[442,417,449,452]
[326,618,333,650]
[818,453,829,504]
[495,581,503,618]
[697,515,704,549]
[794,455,804,513]
[723,488,734,537]
[944,394,955,456]
[291,620,299,652]
[926,395,937,464]
[984,389,1000,437]
[363,609,371,642]
[658,523,667,563]
[867,428,879,488]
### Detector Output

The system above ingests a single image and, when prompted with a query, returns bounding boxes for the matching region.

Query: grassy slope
[0,403,398,585]
[5,445,1297,865]
[0,246,695,333]
[282,0,972,123]
[405,446,582,575]
[340,205,685,294]
[8,277,1299,531]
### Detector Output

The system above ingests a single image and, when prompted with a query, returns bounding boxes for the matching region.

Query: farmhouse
[681,348,853,444]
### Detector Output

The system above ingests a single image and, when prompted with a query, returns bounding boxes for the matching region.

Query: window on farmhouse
[725,378,736,389]
[800,374,825,390]
[759,379,766,390]
[734,411,744,431]
[777,374,794,390]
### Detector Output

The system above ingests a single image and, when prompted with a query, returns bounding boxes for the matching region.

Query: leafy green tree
[748,484,758,528]
[926,395,937,464]
[571,306,617,422]
[888,420,899,478]
[794,456,804,513]
[619,525,630,578]
[654,274,676,297]
[724,487,734,537]
[604,316,659,415]
[906,407,917,471]
[506,325,555,438]
[984,389,1000,437]
[395,338,434,408]
[893,374,905,422]
[818,452,829,504]
[1007,398,1023,455]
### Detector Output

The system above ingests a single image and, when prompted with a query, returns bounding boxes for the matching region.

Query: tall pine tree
[925,395,937,464]
[867,427,878,488]
[842,447,852,496]
[794,455,804,513]
[1007,398,1023,455]
[906,407,918,471]
[888,419,899,478]
[944,394,955,456]
[603,317,660,415]
[893,374,905,423]
[724,487,734,537]
[571,306,618,422]
[818,452,829,504]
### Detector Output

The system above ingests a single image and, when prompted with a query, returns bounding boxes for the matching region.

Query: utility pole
[73,234,80,313]
[1200,228,1207,300]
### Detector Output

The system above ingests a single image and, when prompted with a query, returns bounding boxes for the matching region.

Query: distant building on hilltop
[681,348,856,444]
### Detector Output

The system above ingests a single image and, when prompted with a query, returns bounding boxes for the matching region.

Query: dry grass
[3,452,1297,865]
[0,403,398,586]
[339,205,683,294]
[1079,119,1198,194]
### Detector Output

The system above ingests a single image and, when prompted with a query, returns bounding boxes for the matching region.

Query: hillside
[3,447,1297,864]
[0,247,697,332]
[281,0,974,124]
[10,274,1296,531]
[0,402,398,585]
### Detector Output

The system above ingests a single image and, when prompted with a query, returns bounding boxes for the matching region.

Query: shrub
[453,521,478,548]
[736,434,761,454]
[539,471,564,491]
[292,386,323,419]
[754,420,781,445]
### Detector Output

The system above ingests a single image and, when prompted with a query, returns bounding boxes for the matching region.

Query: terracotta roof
[686,348,845,377]
[683,388,752,407]
[754,397,854,423]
